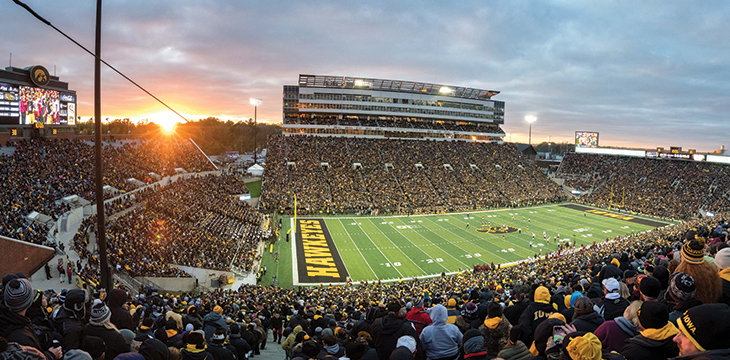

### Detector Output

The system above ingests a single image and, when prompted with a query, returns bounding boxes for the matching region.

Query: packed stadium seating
[6,137,730,360]
[0,138,215,247]
[3,208,728,360]
[557,153,730,220]
[261,135,564,214]
[74,174,265,278]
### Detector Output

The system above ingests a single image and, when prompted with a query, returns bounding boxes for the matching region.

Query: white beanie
[715,248,730,270]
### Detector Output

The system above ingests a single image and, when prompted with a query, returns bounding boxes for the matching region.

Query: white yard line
[335,218,379,280]
[422,215,509,262]
[363,218,439,274]
[345,219,405,279]
[391,217,472,269]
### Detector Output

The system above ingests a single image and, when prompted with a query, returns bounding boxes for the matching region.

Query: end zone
[292,218,349,285]
[559,204,670,227]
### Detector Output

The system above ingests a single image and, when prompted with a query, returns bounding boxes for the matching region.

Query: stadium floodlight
[250,98,263,163]
[439,86,454,94]
[355,79,373,86]
[525,115,537,145]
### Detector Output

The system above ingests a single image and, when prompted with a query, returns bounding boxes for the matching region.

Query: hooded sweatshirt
[203,311,227,344]
[107,289,136,330]
[419,304,462,360]
[593,317,639,353]
[282,325,304,351]
[516,286,554,345]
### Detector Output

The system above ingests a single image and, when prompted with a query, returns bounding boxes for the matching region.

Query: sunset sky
[3,1,729,151]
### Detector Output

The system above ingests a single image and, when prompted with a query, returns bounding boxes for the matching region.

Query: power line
[12,0,189,123]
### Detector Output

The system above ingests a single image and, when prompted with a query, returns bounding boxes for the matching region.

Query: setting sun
[148,112,182,132]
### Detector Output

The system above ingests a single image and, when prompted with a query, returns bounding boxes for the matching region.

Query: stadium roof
[297,74,500,100]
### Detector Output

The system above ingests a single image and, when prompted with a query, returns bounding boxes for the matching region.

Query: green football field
[262,204,671,287]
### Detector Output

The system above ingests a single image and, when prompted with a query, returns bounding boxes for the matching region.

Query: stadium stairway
[256,331,286,360]
[29,218,83,294]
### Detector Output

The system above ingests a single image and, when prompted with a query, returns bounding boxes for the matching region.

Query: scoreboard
[0,82,76,126]
[575,131,599,148]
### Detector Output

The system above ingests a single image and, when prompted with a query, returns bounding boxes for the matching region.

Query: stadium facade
[283,74,505,141]
[0,65,77,144]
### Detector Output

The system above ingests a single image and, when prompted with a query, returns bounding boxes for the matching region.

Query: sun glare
[149,112,181,132]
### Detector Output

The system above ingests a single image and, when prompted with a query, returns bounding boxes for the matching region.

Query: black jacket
[671,348,730,360]
[373,315,422,360]
[516,302,554,345]
[108,289,136,331]
[82,324,131,360]
[570,311,605,333]
[719,279,730,307]
[597,297,630,321]
[207,342,238,360]
[181,348,214,360]
[270,315,284,330]
[52,307,85,353]
[241,329,259,352]
[621,334,679,360]
[0,306,54,360]
[229,333,251,359]
[183,313,204,330]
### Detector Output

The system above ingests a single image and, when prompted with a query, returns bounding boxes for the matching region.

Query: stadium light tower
[525,115,537,145]
[250,98,262,163]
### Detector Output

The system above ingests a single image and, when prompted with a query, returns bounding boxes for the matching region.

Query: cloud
[2,0,729,151]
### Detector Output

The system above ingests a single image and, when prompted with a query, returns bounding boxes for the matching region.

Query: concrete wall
[136,276,197,292]
[63,207,84,231]
[171,264,235,289]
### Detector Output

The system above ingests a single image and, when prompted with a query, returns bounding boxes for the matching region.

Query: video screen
[0,82,20,125]
[575,131,599,148]
[20,86,61,125]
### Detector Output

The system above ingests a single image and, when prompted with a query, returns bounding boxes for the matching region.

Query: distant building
[282,74,505,141]
[515,143,537,160]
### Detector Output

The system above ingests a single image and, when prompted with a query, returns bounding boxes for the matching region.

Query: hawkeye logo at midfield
[296,219,348,283]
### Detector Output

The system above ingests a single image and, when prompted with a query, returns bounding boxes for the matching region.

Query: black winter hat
[677,303,730,351]
[186,331,205,346]
[652,266,669,289]
[64,289,88,313]
[639,277,661,299]
[4,278,33,312]
[668,272,696,302]
[681,240,705,264]
[80,336,106,360]
[139,339,170,360]
[386,301,401,313]
[487,302,502,318]
[230,323,240,334]
[302,340,320,357]
[638,301,668,329]
[534,318,566,354]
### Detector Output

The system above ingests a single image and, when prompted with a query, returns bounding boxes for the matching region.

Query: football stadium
[3,3,730,359]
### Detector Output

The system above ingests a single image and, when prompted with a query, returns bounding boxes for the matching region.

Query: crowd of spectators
[556,153,730,220]
[95,174,264,277]
[0,138,215,247]
[261,136,564,214]
[285,117,504,135]
[2,211,730,360]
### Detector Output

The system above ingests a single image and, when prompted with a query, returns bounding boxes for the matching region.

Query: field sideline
[268,203,671,287]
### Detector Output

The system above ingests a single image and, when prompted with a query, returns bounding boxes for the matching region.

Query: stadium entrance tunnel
[476,225,519,234]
